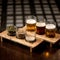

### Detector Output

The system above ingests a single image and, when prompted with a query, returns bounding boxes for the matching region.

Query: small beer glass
[45,21,56,38]
[36,18,46,35]
[16,28,25,39]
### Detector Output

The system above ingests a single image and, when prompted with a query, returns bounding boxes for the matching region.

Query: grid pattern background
[0,0,60,33]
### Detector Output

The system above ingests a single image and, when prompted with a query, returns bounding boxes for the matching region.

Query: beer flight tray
[0,27,60,52]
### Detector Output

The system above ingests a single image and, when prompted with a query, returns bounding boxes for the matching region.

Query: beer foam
[46,24,56,29]
[36,22,46,27]
[26,19,36,24]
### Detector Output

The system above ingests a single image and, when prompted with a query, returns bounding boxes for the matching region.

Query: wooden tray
[0,30,43,52]
[23,26,60,44]
[0,27,60,52]
[36,34,60,44]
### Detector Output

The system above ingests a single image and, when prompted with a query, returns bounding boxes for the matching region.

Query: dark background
[56,0,60,10]
[0,0,60,32]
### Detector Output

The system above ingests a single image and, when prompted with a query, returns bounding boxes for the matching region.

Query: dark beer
[36,22,46,35]
[46,24,56,38]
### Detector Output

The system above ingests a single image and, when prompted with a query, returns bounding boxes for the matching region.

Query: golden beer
[45,24,56,38]
[36,22,46,35]
[26,19,36,31]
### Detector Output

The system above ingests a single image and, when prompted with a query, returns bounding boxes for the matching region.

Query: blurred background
[0,0,60,32]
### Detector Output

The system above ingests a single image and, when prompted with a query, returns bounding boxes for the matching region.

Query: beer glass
[36,18,46,35]
[7,25,16,36]
[45,21,56,38]
[25,16,36,42]
[16,28,25,39]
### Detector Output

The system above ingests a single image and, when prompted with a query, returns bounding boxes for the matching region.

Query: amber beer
[25,19,36,42]
[26,19,36,31]
[46,24,56,38]
[36,22,46,35]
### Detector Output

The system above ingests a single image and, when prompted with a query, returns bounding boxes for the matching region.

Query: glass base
[25,39,36,43]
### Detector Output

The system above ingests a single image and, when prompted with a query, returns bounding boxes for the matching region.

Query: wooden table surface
[0,38,60,60]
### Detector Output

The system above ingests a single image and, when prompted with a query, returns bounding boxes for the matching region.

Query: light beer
[46,24,56,38]
[36,22,46,35]
[26,19,36,31]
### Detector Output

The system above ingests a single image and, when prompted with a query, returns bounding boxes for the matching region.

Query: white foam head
[46,24,56,29]
[36,22,46,27]
[26,19,36,24]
